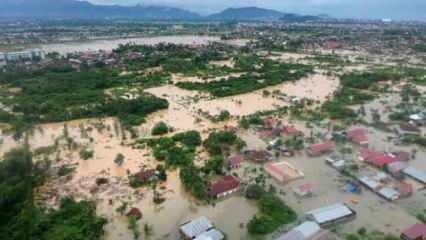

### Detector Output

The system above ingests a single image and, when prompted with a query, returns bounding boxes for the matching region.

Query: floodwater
[39,35,221,54]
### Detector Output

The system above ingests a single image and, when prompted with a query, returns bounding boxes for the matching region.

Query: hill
[0,0,200,20]
[207,7,285,21]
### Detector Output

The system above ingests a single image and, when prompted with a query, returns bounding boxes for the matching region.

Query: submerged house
[307,143,334,157]
[401,224,426,240]
[274,221,341,240]
[180,217,224,240]
[208,175,240,199]
[346,128,368,146]
[305,203,356,227]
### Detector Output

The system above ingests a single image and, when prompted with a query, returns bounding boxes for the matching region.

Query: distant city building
[1,49,45,64]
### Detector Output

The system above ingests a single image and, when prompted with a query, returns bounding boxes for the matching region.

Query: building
[264,161,304,184]
[346,128,368,146]
[134,169,157,183]
[274,221,341,240]
[403,166,426,184]
[358,148,398,168]
[293,183,313,197]
[282,126,304,136]
[247,150,273,162]
[307,143,334,157]
[180,217,213,240]
[126,208,142,220]
[180,217,224,240]
[226,155,243,168]
[305,203,356,227]
[208,175,240,199]
[194,229,224,240]
[3,49,45,62]
[401,224,426,240]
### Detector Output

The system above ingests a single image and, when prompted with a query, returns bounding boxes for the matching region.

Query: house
[226,155,243,168]
[399,124,421,135]
[180,217,214,240]
[258,129,274,138]
[282,126,304,136]
[346,128,368,146]
[391,151,410,162]
[293,183,313,197]
[274,221,341,240]
[326,156,346,170]
[264,161,304,184]
[398,182,413,198]
[247,150,273,162]
[307,143,334,157]
[208,175,240,199]
[134,169,157,183]
[358,148,398,168]
[305,203,356,227]
[263,117,279,128]
[401,224,426,240]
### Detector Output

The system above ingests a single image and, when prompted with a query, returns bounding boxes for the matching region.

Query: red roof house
[346,128,368,146]
[359,148,398,168]
[307,143,334,156]
[263,117,279,128]
[249,150,273,162]
[126,208,143,220]
[401,224,426,240]
[258,129,274,138]
[226,155,243,168]
[282,126,303,136]
[208,175,240,199]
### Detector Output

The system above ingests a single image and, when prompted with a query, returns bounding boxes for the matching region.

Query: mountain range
[0,0,326,22]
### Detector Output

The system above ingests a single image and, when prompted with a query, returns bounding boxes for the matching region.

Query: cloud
[86,0,426,20]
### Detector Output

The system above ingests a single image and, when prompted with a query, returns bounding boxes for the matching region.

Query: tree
[245,184,265,200]
[151,122,169,135]
[114,153,125,166]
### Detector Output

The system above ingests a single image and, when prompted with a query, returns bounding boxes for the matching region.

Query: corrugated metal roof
[194,229,224,240]
[180,217,213,239]
[306,203,354,225]
[294,221,321,238]
[378,187,400,201]
[403,166,426,184]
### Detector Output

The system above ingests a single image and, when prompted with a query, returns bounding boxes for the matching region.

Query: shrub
[151,122,169,135]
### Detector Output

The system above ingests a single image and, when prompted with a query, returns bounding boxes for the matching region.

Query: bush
[79,148,94,160]
[114,153,125,166]
[151,122,169,135]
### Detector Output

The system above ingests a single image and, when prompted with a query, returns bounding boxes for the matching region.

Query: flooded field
[39,35,220,54]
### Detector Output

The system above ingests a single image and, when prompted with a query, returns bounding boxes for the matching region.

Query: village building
[274,221,341,240]
[326,156,346,170]
[281,126,304,137]
[398,182,413,198]
[264,161,304,184]
[307,143,334,157]
[399,124,421,135]
[305,203,356,227]
[180,217,214,240]
[134,169,157,183]
[401,224,426,240]
[208,175,240,199]
[226,155,243,168]
[246,150,273,162]
[358,172,402,201]
[403,166,426,185]
[346,128,369,146]
[358,148,399,168]
[194,229,224,240]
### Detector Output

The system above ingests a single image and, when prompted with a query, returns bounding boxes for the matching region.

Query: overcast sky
[85,0,426,21]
